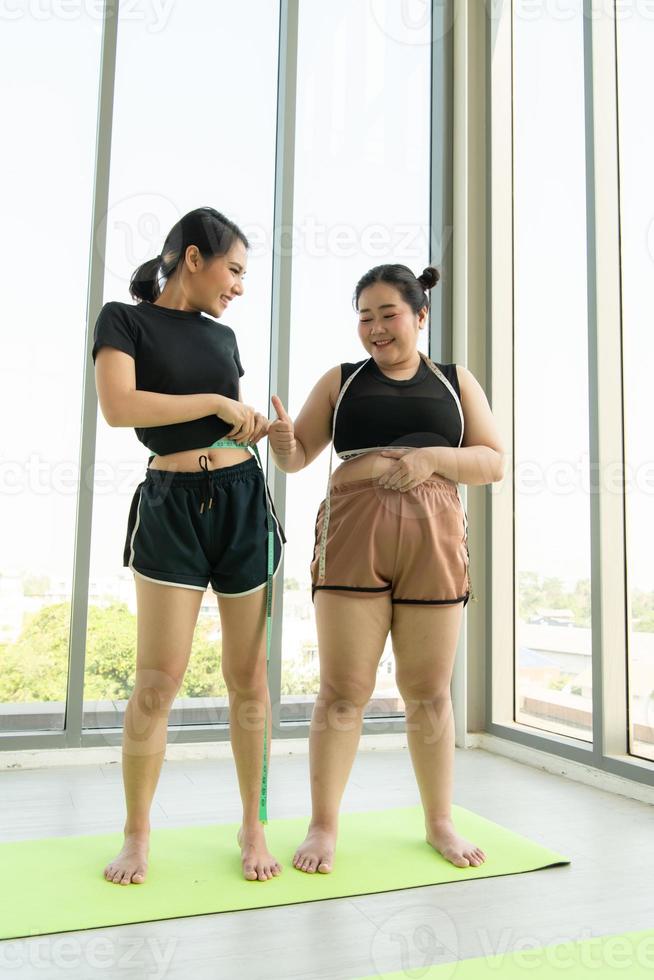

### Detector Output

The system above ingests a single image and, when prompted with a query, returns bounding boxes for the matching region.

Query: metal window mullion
[430,0,453,363]
[487,0,516,735]
[583,0,628,762]
[266,0,299,738]
[450,0,490,745]
[452,0,470,748]
[66,0,121,746]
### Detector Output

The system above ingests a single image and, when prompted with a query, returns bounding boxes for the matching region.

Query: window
[512,1,593,740]
[0,15,101,733]
[616,9,654,762]
[281,0,432,724]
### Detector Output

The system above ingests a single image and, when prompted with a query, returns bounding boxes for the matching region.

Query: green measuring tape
[208,438,274,825]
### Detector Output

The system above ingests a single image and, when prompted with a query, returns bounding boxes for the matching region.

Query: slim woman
[267,264,506,872]
[93,207,286,884]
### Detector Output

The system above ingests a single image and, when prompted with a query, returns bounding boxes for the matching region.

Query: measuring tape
[208,438,274,825]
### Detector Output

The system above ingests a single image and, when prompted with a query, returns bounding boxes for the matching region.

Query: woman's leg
[391,601,485,868]
[104,574,204,884]
[218,578,282,882]
[293,590,393,873]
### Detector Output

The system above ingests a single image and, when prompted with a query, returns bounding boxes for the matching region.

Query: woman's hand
[215,395,270,446]
[267,395,296,459]
[248,412,270,445]
[377,448,435,491]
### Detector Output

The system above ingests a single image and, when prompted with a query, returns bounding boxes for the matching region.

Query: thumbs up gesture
[268,395,296,460]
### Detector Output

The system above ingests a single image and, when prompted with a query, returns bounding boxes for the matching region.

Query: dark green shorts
[123,455,285,596]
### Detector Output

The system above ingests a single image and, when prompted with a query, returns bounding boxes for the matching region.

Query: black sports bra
[333,353,463,457]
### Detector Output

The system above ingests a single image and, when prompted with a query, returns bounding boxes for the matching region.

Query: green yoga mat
[0,804,569,940]
[356,927,654,979]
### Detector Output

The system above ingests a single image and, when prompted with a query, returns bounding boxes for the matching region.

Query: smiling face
[197,238,248,318]
[357,281,428,367]
[167,237,248,317]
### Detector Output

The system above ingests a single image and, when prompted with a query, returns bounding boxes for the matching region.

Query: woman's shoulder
[97,299,144,324]
[92,300,143,364]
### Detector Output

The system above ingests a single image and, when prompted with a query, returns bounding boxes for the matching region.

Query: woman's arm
[268,366,339,473]
[426,365,507,485]
[424,445,504,485]
[95,346,223,427]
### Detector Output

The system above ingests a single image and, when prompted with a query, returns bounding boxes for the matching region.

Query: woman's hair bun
[416,266,440,290]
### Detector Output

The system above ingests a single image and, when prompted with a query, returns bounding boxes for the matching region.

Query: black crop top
[91,300,244,456]
[333,355,463,456]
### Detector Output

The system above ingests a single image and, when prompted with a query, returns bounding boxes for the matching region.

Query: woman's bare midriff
[147,442,393,485]
[148,445,253,472]
[330,452,397,489]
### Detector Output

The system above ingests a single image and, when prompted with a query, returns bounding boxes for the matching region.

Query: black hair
[352,264,440,314]
[129,206,250,303]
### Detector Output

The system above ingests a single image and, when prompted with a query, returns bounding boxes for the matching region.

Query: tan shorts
[310,474,471,606]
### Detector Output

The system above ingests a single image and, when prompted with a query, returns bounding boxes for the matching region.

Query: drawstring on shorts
[198,454,214,513]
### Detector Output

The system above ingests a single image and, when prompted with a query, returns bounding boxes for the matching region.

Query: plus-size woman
[267,263,506,873]
[93,207,286,885]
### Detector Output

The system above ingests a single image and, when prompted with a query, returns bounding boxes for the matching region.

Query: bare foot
[236,824,283,881]
[104,831,149,885]
[293,825,336,874]
[425,818,486,868]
